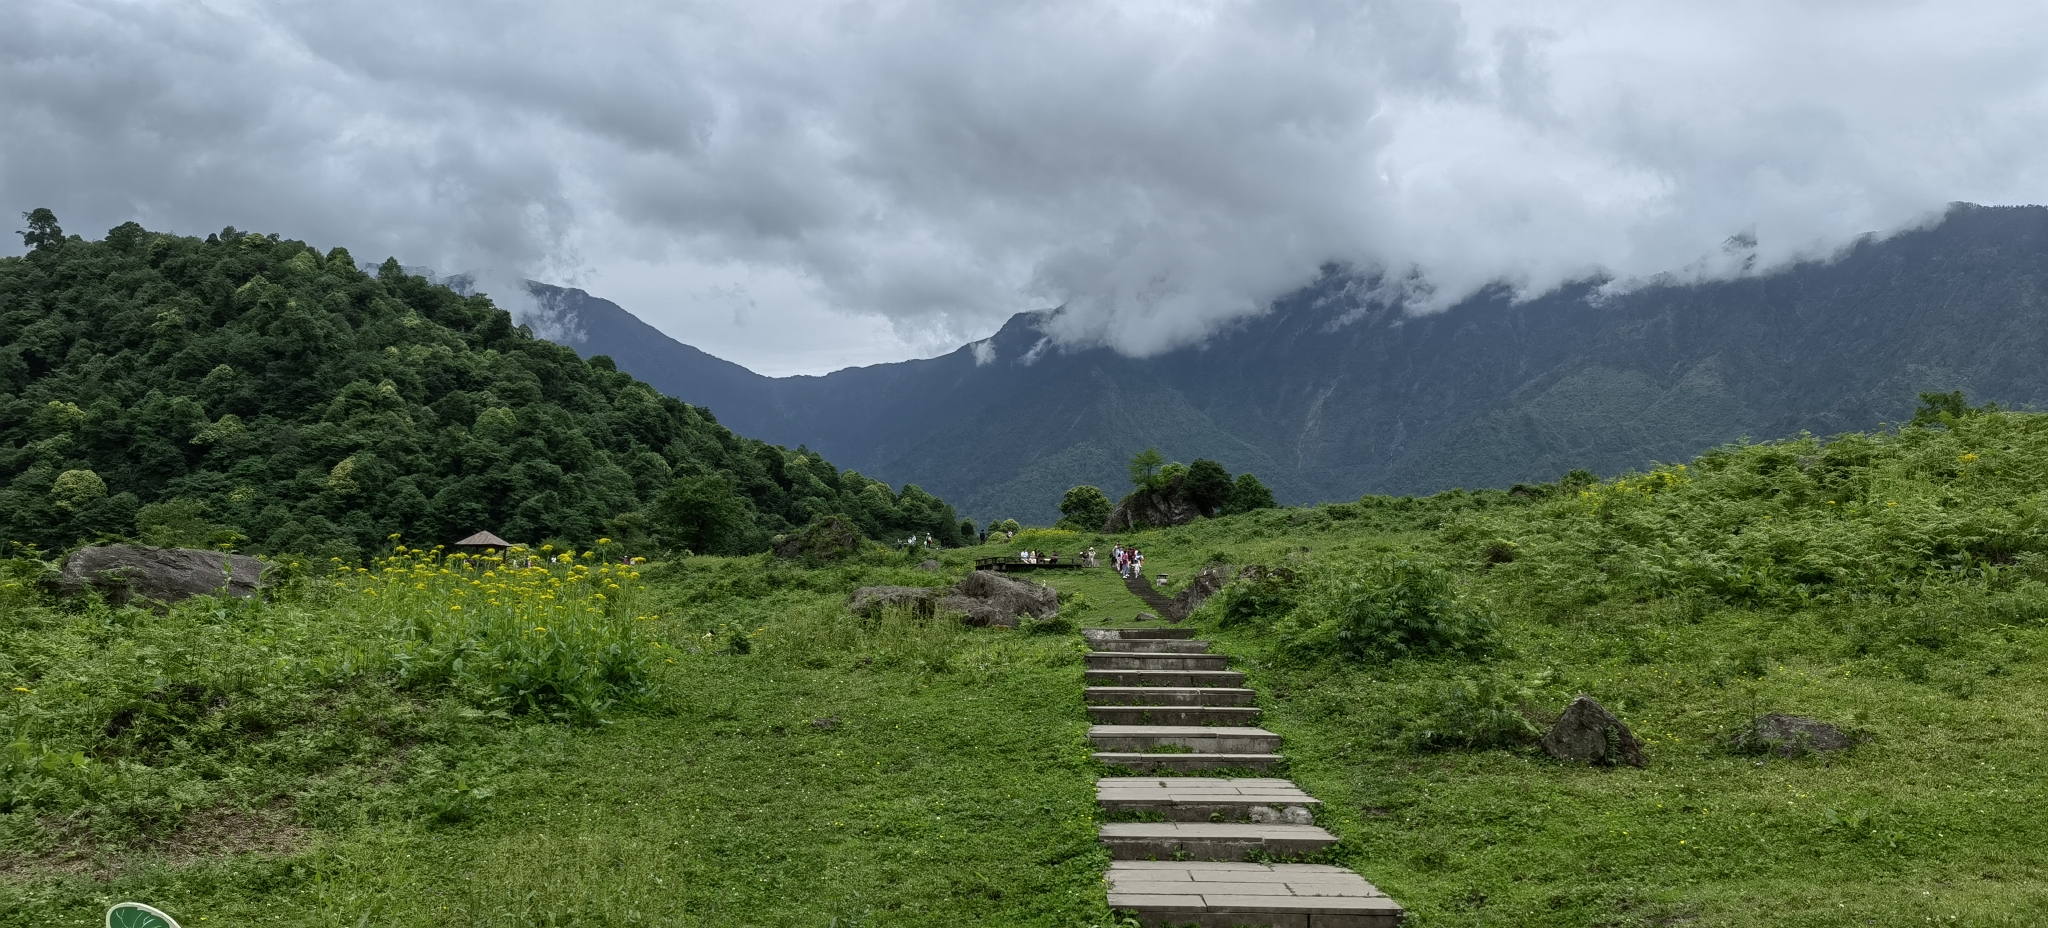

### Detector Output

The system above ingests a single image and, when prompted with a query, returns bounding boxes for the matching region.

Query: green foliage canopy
[1056,485,1112,531]
[0,214,961,558]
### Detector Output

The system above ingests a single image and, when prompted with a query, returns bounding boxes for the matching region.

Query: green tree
[1183,459,1233,515]
[1127,447,1165,489]
[1223,472,1277,514]
[19,208,62,253]
[959,518,976,540]
[1057,485,1113,530]
[652,475,757,555]
[1911,390,1997,428]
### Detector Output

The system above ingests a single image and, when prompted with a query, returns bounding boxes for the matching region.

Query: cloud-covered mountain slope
[532,204,2048,524]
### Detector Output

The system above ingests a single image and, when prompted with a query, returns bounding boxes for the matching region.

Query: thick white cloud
[5,0,2047,373]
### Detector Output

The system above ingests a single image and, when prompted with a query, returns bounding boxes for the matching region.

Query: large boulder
[1541,695,1648,768]
[1102,475,1204,532]
[1163,563,1234,621]
[59,545,267,605]
[1731,714,1858,757]
[941,570,1059,628]
[848,585,938,619]
[771,515,864,562]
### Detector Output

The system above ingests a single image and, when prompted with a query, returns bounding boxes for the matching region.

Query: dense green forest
[0,212,964,558]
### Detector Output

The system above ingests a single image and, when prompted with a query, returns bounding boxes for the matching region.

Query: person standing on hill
[1133,549,1144,579]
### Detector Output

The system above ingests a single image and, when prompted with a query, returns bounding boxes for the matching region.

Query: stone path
[1084,627,1404,928]
[1123,572,1177,614]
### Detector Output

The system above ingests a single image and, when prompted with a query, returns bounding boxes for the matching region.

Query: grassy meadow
[9,410,2048,925]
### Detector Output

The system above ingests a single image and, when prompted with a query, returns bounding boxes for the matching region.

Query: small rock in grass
[1541,695,1647,768]
[847,585,937,619]
[1731,713,1858,757]
[916,559,941,572]
[811,716,840,731]
[1134,612,1158,623]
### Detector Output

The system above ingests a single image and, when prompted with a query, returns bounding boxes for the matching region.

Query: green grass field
[13,413,2048,926]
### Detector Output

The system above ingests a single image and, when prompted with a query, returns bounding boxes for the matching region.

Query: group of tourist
[1112,544,1145,579]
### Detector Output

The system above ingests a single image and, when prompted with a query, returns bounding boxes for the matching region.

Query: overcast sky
[7,1,2048,375]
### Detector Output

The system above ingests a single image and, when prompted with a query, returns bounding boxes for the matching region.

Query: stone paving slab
[1093,752,1284,773]
[1089,724,1282,753]
[1088,705,1264,726]
[1085,686,1258,706]
[1090,638,1214,653]
[1097,777,1319,803]
[1082,627,1198,640]
[1099,822,1337,860]
[1086,653,1233,670]
[1108,862,1403,928]
[1085,669,1247,687]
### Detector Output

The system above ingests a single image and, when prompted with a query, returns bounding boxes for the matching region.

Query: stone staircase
[1085,627,1404,928]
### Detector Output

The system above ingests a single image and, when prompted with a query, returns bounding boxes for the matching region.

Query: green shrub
[1207,568,1301,629]
[1277,558,1496,663]
[1387,674,1543,752]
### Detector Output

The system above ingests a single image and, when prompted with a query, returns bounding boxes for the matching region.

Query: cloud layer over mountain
[8,1,2048,372]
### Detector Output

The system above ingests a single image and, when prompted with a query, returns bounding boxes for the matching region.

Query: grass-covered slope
[1,545,1107,927]
[0,218,964,557]
[1028,409,2048,926]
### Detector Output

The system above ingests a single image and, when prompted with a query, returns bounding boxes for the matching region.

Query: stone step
[1097,777,1319,822]
[1087,653,1232,671]
[1099,822,1337,861]
[1083,627,1199,641]
[1086,686,1258,707]
[1107,861,1404,928]
[1086,669,1247,688]
[1090,639,1213,654]
[1089,705,1264,726]
[1095,752,1283,773]
[1090,725,1281,754]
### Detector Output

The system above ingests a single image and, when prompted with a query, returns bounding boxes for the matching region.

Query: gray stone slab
[1083,627,1198,640]
[1085,686,1259,706]
[1088,705,1264,726]
[1093,751,1283,772]
[1087,653,1233,671]
[1107,862,1402,928]
[1088,725,1282,753]
[1099,822,1336,860]
[1091,638,1213,653]
[1085,669,1248,687]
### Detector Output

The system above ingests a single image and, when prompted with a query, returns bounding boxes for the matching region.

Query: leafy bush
[1386,673,1545,753]
[1057,485,1113,531]
[1277,558,1496,663]
[1206,568,1301,629]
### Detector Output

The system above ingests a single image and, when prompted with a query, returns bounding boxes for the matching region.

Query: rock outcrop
[1731,714,1858,757]
[59,545,267,605]
[1541,695,1648,768]
[847,585,938,619]
[941,570,1059,628]
[771,516,864,562]
[1102,475,1203,532]
[1162,564,1234,621]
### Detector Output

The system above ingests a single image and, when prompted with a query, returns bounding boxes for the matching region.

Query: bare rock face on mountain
[1163,563,1235,621]
[59,545,267,605]
[1102,475,1204,532]
[941,570,1059,628]
[1542,695,1648,768]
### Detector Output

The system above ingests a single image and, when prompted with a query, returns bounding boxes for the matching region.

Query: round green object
[107,902,180,928]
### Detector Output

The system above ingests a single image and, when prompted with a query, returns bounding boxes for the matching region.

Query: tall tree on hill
[1127,448,1165,490]
[1183,459,1233,516]
[1057,485,1112,530]
[1223,473,1277,515]
[18,208,62,253]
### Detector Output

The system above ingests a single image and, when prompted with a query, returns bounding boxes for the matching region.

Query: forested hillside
[0,213,964,558]
[536,204,2048,524]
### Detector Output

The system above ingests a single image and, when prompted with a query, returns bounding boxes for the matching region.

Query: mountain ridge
[529,203,2048,523]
